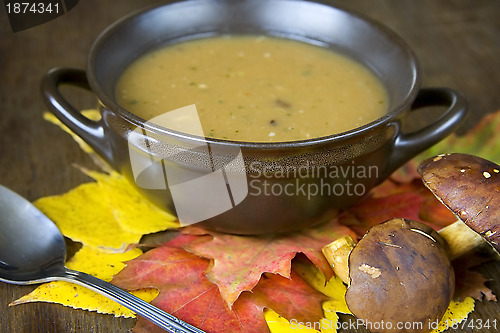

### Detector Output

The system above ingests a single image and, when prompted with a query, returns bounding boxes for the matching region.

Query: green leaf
[417,110,500,163]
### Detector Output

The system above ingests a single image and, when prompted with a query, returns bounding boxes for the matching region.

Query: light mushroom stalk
[437,220,486,260]
[322,235,354,284]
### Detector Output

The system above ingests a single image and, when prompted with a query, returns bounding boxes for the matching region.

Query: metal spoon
[0,185,205,333]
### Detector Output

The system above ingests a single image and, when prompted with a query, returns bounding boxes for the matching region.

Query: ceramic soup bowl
[42,0,466,234]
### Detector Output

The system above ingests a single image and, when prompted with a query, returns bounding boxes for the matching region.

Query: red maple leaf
[112,234,328,333]
[339,176,457,237]
[181,218,356,308]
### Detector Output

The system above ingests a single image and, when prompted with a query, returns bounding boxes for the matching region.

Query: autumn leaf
[11,245,158,317]
[181,218,356,308]
[419,194,458,227]
[33,170,178,252]
[293,259,350,333]
[339,191,426,237]
[429,297,475,333]
[34,182,143,251]
[13,167,176,315]
[391,109,500,183]
[265,309,323,333]
[453,254,497,302]
[112,234,329,333]
[340,179,457,237]
[419,110,500,163]
[338,183,433,238]
[84,169,179,235]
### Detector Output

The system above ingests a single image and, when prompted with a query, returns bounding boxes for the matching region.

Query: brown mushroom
[322,153,500,332]
[324,218,454,333]
[418,153,500,258]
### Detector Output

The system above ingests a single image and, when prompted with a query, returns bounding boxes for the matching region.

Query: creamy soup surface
[116,35,388,142]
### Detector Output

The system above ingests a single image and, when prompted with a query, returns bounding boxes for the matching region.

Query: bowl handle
[41,67,114,166]
[386,87,468,177]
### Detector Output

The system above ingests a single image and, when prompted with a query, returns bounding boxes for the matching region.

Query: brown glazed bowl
[42,0,466,235]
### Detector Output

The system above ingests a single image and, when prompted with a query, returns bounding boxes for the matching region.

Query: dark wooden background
[1,0,499,332]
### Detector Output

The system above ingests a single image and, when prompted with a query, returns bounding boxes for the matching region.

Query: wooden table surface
[1,0,499,332]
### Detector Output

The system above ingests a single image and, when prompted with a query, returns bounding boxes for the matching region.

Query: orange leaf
[181,219,356,308]
[112,234,328,333]
[338,191,426,237]
[339,176,458,237]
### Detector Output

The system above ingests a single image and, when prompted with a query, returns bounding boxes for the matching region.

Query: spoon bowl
[0,186,66,283]
[0,185,204,333]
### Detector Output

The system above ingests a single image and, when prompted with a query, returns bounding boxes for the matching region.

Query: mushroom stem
[438,220,485,260]
[322,235,355,285]
[322,220,485,284]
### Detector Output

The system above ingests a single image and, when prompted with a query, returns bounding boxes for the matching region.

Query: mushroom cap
[418,153,500,253]
[346,218,454,333]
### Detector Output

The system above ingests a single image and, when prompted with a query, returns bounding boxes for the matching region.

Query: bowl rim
[87,0,421,149]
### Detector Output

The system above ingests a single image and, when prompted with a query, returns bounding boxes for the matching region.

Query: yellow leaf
[11,246,159,317]
[264,261,350,333]
[44,109,179,236]
[84,169,179,235]
[64,245,142,281]
[294,262,350,314]
[34,182,143,252]
[294,261,351,333]
[34,109,173,316]
[430,297,475,333]
[266,309,327,332]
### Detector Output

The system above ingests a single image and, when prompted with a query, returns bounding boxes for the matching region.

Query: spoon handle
[62,268,206,333]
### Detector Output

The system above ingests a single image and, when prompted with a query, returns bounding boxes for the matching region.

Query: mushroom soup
[116,35,388,142]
